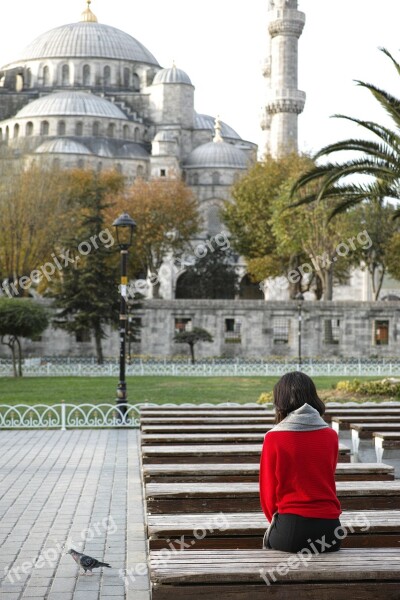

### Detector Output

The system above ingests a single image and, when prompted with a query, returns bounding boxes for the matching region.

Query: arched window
[57,121,66,135]
[104,66,111,87]
[13,124,19,139]
[192,173,199,185]
[83,64,91,86]
[26,122,34,136]
[61,64,69,86]
[212,172,220,185]
[123,67,130,88]
[76,121,83,136]
[107,123,115,138]
[43,66,50,86]
[137,165,144,178]
[134,127,140,142]
[93,121,100,136]
[123,124,129,140]
[207,204,222,235]
[5,126,9,142]
[25,69,32,88]
[132,73,140,92]
[40,121,49,135]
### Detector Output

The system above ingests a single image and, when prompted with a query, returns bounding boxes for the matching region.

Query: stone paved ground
[0,430,150,600]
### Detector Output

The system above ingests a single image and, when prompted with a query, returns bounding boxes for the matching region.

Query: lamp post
[295,292,304,370]
[113,212,136,422]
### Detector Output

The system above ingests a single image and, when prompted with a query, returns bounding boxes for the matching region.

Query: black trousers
[263,513,342,554]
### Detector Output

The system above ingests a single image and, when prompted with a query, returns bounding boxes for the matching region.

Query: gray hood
[268,402,328,433]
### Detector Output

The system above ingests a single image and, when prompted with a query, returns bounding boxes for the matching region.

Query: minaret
[261,0,305,158]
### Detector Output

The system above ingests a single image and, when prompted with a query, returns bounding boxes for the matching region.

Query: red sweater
[259,428,341,522]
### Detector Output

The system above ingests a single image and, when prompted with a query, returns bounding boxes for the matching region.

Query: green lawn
[0,375,376,405]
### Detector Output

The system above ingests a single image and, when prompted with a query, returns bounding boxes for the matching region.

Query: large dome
[185,140,249,169]
[7,21,159,66]
[16,91,128,119]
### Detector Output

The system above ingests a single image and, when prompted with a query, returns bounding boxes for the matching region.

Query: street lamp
[113,212,137,422]
[295,292,304,370]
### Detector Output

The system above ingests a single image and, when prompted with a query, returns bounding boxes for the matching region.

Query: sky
[1,0,399,156]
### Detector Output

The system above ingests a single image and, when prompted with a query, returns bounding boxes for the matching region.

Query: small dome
[35,138,92,155]
[5,22,159,66]
[195,114,241,140]
[16,92,128,119]
[153,66,192,85]
[185,141,249,169]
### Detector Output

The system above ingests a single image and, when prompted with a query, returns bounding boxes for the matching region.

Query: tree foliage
[109,178,200,297]
[290,48,400,219]
[0,298,49,376]
[173,327,213,364]
[51,169,125,364]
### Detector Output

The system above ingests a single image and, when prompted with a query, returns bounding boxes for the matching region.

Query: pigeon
[67,548,111,575]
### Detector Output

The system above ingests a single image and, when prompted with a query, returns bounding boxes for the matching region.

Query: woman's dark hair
[273,371,325,423]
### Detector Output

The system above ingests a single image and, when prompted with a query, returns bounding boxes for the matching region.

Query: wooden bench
[331,414,400,433]
[148,509,400,549]
[145,481,400,513]
[141,432,273,445]
[141,423,275,433]
[149,548,400,599]
[350,422,400,454]
[141,443,351,464]
[143,462,395,483]
[140,415,277,425]
[374,431,400,462]
[140,409,274,418]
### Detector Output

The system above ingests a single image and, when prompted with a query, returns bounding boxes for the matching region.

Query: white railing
[1,359,400,377]
[0,402,261,430]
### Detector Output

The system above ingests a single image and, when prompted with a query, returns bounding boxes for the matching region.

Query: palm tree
[291,48,400,219]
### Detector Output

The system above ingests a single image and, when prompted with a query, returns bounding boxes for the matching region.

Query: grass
[0,375,381,405]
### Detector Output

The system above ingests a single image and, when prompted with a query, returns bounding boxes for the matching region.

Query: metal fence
[1,358,400,377]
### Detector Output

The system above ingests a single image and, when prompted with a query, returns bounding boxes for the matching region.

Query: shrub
[335,378,400,398]
[258,391,273,405]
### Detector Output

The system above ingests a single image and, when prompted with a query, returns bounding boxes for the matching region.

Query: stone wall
[2,299,400,360]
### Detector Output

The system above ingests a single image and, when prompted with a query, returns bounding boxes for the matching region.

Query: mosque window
[192,173,199,185]
[134,127,140,142]
[137,165,144,177]
[97,161,103,172]
[57,121,66,136]
[62,64,70,86]
[26,122,34,136]
[107,123,115,138]
[132,73,140,92]
[207,205,222,236]
[374,320,389,345]
[43,66,50,86]
[273,317,290,344]
[123,67,130,88]
[93,121,100,136]
[76,121,83,136]
[76,329,91,342]
[160,169,166,177]
[40,121,49,135]
[104,66,111,87]
[324,319,340,344]
[5,126,9,142]
[123,124,129,140]
[13,124,19,139]
[224,318,241,343]
[77,159,84,168]
[212,171,220,185]
[25,69,32,88]
[83,64,91,86]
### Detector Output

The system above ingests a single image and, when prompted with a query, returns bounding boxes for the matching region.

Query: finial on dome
[172,60,176,69]
[81,0,98,22]
[213,115,223,143]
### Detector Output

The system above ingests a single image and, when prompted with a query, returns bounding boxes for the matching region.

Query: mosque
[0,0,399,360]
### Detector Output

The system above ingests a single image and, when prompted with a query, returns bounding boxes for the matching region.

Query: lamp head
[112,212,136,249]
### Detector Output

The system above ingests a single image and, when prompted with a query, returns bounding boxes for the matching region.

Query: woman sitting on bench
[259,371,342,554]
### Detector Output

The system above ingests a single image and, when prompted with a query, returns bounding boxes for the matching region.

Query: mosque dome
[5,17,159,66]
[153,65,192,85]
[34,138,92,154]
[15,91,128,120]
[185,140,249,169]
[195,114,241,140]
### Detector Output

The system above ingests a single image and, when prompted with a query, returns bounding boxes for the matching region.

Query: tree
[110,178,200,298]
[291,48,400,219]
[175,243,239,299]
[0,162,71,295]
[173,327,213,364]
[51,169,125,364]
[223,154,313,294]
[0,298,49,377]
